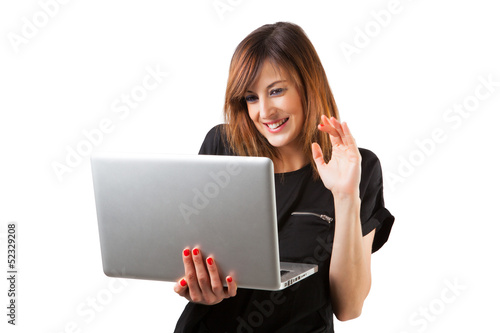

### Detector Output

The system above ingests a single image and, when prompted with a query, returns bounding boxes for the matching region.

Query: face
[244,60,304,153]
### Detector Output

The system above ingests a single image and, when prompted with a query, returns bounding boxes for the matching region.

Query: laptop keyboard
[280,270,290,277]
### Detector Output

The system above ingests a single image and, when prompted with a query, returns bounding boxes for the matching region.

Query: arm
[312,115,374,321]
[329,196,374,320]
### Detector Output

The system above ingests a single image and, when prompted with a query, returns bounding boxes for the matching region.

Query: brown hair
[223,22,339,177]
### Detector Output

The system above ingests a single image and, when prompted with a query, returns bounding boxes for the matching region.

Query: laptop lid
[90,152,316,290]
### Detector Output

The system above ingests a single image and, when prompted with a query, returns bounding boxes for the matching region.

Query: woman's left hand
[312,115,362,197]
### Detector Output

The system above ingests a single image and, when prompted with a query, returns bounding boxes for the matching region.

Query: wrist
[331,191,360,203]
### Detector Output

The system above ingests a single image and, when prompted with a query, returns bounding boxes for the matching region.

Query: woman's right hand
[173,247,237,305]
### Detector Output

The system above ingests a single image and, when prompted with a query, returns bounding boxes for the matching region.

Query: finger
[191,248,217,303]
[318,116,342,146]
[182,248,202,299]
[311,142,326,167]
[318,122,341,139]
[321,115,341,134]
[329,117,357,150]
[312,142,330,178]
[205,256,225,299]
[173,277,190,299]
[226,276,237,298]
[341,122,358,148]
[328,116,346,138]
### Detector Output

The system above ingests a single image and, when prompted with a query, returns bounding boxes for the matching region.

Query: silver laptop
[90,152,317,290]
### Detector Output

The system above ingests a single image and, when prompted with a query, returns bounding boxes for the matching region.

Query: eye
[245,95,258,103]
[270,88,285,96]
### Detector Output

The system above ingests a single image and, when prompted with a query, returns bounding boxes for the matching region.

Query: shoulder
[359,148,382,177]
[199,124,233,155]
[203,124,225,142]
[358,148,383,196]
[359,148,380,167]
[357,148,394,251]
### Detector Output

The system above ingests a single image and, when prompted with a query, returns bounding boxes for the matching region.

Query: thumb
[312,143,326,169]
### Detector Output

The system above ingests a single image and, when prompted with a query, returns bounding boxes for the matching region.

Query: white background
[1,0,499,332]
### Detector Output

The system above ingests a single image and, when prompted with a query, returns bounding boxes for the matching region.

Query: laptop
[90,152,317,290]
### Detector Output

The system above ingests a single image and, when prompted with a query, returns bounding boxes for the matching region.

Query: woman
[173,22,394,332]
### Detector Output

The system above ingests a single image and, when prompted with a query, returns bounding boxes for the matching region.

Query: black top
[175,125,394,333]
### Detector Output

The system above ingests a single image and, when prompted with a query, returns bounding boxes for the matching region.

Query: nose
[259,97,276,120]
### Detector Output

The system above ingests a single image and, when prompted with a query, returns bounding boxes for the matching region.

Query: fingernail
[183,249,190,257]
[207,257,214,266]
[193,248,199,256]
[226,276,233,283]
[180,279,187,287]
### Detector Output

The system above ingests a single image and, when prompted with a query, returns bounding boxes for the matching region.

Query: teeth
[267,118,287,129]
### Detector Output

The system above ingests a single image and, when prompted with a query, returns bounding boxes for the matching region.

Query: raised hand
[312,115,362,197]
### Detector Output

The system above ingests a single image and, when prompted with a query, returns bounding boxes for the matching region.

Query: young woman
[173,22,394,332]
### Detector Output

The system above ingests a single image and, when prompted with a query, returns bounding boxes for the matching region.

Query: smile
[265,118,289,130]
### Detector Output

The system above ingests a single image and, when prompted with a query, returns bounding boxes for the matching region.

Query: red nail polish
[207,257,214,266]
[180,279,187,287]
[193,248,199,256]
[226,276,233,283]
[183,249,190,257]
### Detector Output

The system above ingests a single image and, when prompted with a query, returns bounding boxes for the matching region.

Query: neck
[272,146,308,173]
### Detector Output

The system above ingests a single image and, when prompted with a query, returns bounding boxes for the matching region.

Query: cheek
[280,95,300,116]
[247,104,259,123]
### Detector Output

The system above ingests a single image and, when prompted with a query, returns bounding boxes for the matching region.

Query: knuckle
[192,254,202,264]
[207,295,220,305]
[185,272,197,282]
[197,275,209,286]
[190,294,203,303]
[212,284,223,295]
[182,253,193,263]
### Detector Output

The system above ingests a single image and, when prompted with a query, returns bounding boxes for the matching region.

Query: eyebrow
[246,80,286,93]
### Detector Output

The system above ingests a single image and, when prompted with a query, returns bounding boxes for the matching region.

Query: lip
[263,118,289,133]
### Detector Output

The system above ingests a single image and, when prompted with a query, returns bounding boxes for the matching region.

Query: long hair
[223,22,338,178]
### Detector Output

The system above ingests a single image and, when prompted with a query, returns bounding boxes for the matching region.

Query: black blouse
[174,125,394,333]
